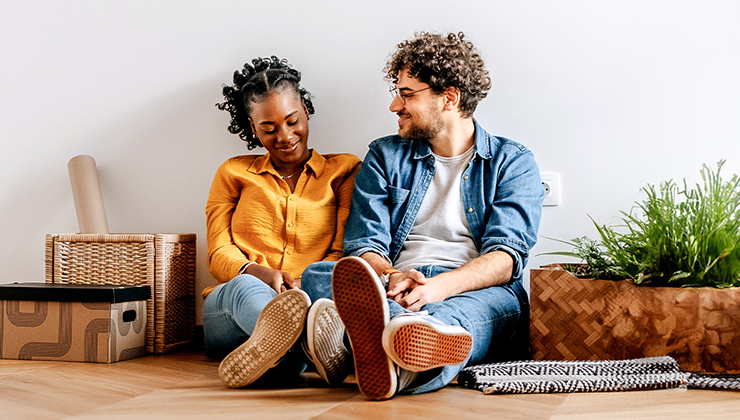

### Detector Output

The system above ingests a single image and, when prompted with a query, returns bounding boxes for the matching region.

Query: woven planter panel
[45,233,196,354]
[530,266,740,373]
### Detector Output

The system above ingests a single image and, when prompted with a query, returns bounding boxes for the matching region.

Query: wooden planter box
[530,265,740,373]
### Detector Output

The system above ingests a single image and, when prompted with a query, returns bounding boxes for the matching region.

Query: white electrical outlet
[541,172,560,206]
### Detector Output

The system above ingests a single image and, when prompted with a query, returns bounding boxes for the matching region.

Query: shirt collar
[246,149,325,178]
[412,119,491,160]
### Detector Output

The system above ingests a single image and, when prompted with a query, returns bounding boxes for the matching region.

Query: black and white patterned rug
[458,357,740,394]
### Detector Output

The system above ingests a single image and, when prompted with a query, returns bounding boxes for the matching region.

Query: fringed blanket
[457,357,738,395]
[687,373,740,391]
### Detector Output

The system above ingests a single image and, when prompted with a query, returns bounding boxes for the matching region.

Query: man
[331,31,544,400]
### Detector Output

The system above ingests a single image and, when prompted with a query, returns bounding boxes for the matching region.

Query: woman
[203,56,361,388]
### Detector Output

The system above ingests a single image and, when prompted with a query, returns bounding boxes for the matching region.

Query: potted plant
[530,161,740,373]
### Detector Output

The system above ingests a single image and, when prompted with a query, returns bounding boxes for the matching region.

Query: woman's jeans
[301,261,528,394]
[201,274,306,377]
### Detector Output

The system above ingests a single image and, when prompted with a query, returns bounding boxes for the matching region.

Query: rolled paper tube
[68,155,110,234]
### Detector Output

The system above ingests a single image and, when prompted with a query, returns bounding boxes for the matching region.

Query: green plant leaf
[545,160,740,288]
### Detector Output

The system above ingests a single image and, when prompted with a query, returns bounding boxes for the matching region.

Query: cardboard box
[0,283,150,363]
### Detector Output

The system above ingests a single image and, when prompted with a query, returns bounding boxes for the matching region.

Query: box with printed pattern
[0,283,149,363]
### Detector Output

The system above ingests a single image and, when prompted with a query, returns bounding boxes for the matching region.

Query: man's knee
[301,260,337,301]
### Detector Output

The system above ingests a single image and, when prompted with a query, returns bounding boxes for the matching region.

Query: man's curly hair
[216,56,314,150]
[384,32,491,118]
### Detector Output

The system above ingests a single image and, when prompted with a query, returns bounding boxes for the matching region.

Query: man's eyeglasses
[389,86,432,105]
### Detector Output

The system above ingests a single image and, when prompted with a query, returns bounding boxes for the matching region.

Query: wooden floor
[2,349,740,420]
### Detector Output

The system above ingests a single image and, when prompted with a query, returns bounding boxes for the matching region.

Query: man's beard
[398,111,444,140]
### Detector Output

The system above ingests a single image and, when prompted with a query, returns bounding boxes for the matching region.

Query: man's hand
[245,264,298,293]
[394,276,452,312]
[392,251,515,310]
[386,269,427,302]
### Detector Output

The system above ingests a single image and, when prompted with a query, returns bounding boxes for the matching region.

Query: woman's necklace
[277,168,302,180]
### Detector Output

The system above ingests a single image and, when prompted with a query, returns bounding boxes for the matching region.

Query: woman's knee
[215,274,277,311]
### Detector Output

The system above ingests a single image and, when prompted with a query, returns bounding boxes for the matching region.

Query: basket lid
[0,283,151,303]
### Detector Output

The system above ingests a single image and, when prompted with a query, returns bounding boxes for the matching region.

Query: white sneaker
[304,298,353,385]
[382,312,472,372]
[396,365,419,391]
[218,289,311,388]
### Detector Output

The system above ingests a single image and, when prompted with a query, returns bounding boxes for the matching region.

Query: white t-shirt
[394,145,480,271]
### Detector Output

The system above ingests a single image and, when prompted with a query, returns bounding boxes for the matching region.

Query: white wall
[2,1,739,322]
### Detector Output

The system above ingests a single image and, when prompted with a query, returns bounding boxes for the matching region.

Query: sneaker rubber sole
[218,289,310,388]
[382,316,472,372]
[332,257,396,400]
[306,298,352,385]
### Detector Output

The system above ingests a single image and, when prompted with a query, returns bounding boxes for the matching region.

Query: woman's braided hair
[216,56,314,149]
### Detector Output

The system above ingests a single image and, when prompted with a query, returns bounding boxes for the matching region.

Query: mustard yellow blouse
[203,150,361,297]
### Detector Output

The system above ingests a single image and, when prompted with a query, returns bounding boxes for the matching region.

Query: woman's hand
[244,263,298,293]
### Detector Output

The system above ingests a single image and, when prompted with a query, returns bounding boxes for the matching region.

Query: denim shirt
[343,120,544,283]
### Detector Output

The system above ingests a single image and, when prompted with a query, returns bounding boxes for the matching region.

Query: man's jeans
[301,261,528,394]
[201,275,306,376]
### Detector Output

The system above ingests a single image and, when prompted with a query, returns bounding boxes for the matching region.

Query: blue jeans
[301,260,337,301]
[201,275,306,377]
[301,261,529,394]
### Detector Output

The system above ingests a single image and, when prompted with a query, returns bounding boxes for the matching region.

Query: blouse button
[468,208,474,213]
[287,222,293,228]
[464,176,469,180]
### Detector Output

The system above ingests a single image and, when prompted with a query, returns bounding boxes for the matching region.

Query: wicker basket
[45,233,196,354]
[530,265,740,373]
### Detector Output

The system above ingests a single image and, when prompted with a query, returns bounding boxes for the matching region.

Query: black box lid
[0,283,151,303]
